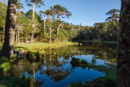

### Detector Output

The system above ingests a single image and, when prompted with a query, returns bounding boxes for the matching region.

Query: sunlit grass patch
[14,42,77,52]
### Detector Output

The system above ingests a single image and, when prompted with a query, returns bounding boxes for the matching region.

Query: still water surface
[16,43,117,87]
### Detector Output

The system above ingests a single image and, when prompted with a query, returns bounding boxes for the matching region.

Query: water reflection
[0,43,117,87]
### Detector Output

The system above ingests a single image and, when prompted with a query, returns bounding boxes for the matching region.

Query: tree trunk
[117,0,130,87]
[15,33,17,43]
[25,35,28,43]
[31,31,34,43]
[33,63,35,82]
[56,51,59,63]
[57,14,59,20]
[55,14,60,40]
[55,23,61,42]
[44,54,46,71]
[56,24,60,37]
[43,14,46,34]
[49,27,52,44]
[1,0,16,58]
[56,14,60,37]
[32,2,35,20]
[31,2,35,44]
[49,48,52,61]
[18,29,20,46]
[47,15,50,21]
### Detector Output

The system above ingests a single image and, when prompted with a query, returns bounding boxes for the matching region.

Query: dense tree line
[0,0,120,58]
[73,9,120,41]
[0,1,120,45]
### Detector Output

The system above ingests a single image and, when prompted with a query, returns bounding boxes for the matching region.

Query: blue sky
[21,0,121,26]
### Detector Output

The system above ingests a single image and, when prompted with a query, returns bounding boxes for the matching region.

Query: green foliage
[69,81,83,87]
[106,9,120,22]
[0,1,120,45]
[41,9,53,16]
[71,58,88,68]
[25,0,44,7]
[14,47,26,52]
[11,54,17,59]
[26,50,45,62]
[51,4,72,19]
[10,75,31,87]
[0,62,12,72]
[26,51,38,61]
[72,21,119,41]
[0,75,31,87]
[25,10,41,21]
[16,0,24,10]
[0,2,7,28]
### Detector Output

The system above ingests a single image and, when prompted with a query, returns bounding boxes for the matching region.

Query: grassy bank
[14,42,77,52]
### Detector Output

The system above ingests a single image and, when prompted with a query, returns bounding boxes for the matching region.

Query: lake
[0,42,117,87]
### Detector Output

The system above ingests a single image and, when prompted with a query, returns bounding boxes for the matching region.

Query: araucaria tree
[40,10,46,34]
[26,0,44,43]
[51,5,71,20]
[26,0,44,20]
[40,10,53,42]
[51,5,71,37]
[117,0,130,87]
[105,9,120,40]
[16,0,24,46]
[106,9,120,23]
[1,0,17,58]
[44,9,53,44]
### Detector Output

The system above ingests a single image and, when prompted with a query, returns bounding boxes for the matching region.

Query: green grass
[0,42,77,50]
[15,42,76,50]
[13,42,78,54]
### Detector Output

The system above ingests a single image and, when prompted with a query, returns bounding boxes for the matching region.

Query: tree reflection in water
[0,43,117,87]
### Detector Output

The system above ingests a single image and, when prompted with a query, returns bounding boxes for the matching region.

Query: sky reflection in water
[24,43,116,87]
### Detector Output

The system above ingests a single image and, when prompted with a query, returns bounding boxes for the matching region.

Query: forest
[0,0,130,87]
[0,1,120,44]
